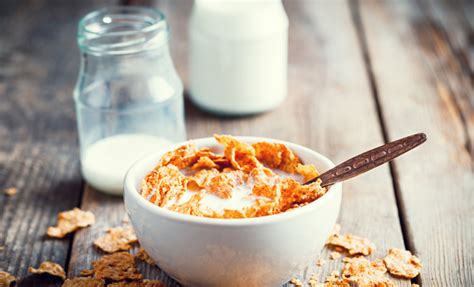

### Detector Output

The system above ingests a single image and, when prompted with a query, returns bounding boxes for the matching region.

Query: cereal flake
[383,248,422,279]
[90,252,142,281]
[47,208,95,238]
[342,256,394,286]
[0,271,16,287]
[316,259,326,267]
[28,261,66,279]
[4,188,17,196]
[108,280,165,287]
[94,226,137,253]
[326,231,375,256]
[289,277,303,287]
[330,251,341,260]
[62,277,105,287]
[136,248,156,266]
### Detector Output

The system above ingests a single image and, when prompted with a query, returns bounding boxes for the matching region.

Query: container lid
[190,0,289,40]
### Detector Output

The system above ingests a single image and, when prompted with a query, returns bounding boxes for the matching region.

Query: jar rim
[78,6,169,55]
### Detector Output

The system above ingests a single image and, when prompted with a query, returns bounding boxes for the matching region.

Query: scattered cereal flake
[28,261,66,279]
[383,248,422,279]
[317,281,349,287]
[326,231,375,256]
[325,270,341,283]
[91,252,142,281]
[289,277,303,287]
[316,259,326,267]
[62,277,105,287]
[47,208,95,238]
[342,256,394,286]
[4,188,17,196]
[411,284,420,287]
[94,226,137,253]
[136,248,156,266]
[79,269,94,277]
[108,280,165,287]
[0,271,16,287]
[330,251,341,260]
[308,273,318,286]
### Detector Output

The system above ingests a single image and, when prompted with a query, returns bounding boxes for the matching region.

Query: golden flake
[62,277,105,286]
[341,256,394,286]
[47,208,95,238]
[28,261,66,280]
[90,252,142,281]
[136,248,156,266]
[94,226,137,253]
[4,188,17,196]
[0,271,16,287]
[383,248,422,279]
[326,231,375,256]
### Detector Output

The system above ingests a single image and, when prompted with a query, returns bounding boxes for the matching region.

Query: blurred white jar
[189,0,289,115]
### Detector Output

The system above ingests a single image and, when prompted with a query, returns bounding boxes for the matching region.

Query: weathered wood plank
[69,0,409,286]
[0,1,112,286]
[357,0,474,285]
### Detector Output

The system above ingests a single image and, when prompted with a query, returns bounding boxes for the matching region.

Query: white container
[124,136,342,287]
[189,0,289,115]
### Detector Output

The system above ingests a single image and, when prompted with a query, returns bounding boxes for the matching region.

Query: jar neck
[78,7,169,56]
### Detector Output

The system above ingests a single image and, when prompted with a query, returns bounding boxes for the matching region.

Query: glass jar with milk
[74,7,186,195]
[189,0,289,115]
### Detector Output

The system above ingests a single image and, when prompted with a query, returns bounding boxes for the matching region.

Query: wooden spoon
[305,133,427,188]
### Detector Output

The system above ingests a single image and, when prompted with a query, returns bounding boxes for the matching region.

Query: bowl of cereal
[124,135,342,287]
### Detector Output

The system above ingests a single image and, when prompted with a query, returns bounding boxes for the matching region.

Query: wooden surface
[0,0,472,286]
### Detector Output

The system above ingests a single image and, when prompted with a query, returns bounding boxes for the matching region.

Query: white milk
[189,0,289,115]
[81,134,172,195]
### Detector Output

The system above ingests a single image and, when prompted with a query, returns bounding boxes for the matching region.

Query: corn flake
[94,226,137,253]
[383,248,422,279]
[4,187,17,196]
[90,252,142,281]
[136,248,156,266]
[325,270,341,283]
[330,251,341,260]
[47,208,95,238]
[28,261,66,280]
[289,277,303,287]
[326,231,375,256]
[341,257,394,287]
[316,259,326,267]
[0,271,16,287]
[108,280,165,287]
[308,274,318,286]
[62,277,105,287]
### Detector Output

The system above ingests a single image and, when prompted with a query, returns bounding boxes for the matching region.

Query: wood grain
[0,1,114,286]
[356,0,474,285]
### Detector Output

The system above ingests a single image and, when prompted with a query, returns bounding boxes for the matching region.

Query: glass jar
[74,7,186,195]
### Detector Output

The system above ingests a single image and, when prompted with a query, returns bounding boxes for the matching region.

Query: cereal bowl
[124,136,342,287]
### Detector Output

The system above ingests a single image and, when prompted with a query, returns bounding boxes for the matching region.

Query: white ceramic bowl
[124,137,342,287]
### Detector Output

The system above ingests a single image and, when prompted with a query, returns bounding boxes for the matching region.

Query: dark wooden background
[0,0,472,286]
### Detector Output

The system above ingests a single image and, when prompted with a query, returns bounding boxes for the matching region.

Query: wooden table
[1,0,472,286]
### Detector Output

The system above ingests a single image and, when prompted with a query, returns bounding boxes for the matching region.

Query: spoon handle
[305,133,427,187]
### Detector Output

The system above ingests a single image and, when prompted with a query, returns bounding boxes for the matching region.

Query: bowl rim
[124,136,342,226]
